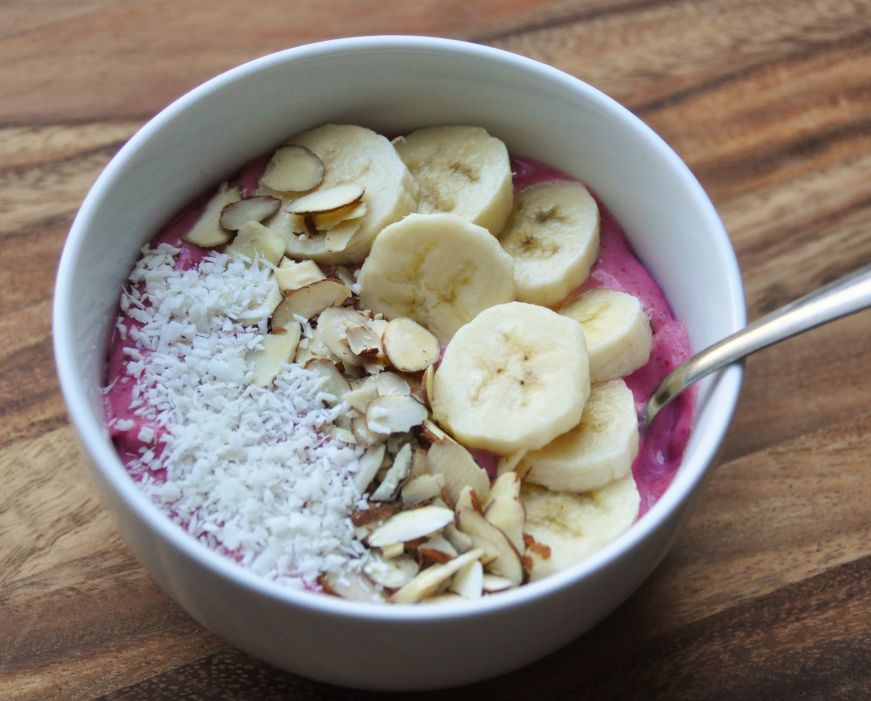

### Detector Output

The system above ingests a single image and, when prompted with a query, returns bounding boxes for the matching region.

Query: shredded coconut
[111,243,367,589]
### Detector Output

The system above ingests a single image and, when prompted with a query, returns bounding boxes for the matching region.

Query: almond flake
[286,183,365,215]
[324,218,361,253]
[382,317,441,372]
[317,306,370,367]
[345,376,380,413]
[314,201,367,230]
[483,472,526,553]
[226,220,285,265]
[417,532,458,563]
[368,505,455,547]
[182,183,240,248]
[390,548,484,604]
[347,324,382,357]
[380,542,405,559]
[271,279,350,327]
[449,558,484,599]
[304,358,350,405]
[400,473,445,506]
[375,371,410,397]
[320,571,386,604]
[496,449,528,477]
[366,395,428,435]
[370,443,413,502]
[261,145,324,193]
[427,439,491,505]
[275,258,326,292]
[481,574,514,593]
[456,507,524,586]
[219,196,281,230]
[351,414,382,447]
[364,552,419,589]
[251,324,302,387]
[423,364,435,408]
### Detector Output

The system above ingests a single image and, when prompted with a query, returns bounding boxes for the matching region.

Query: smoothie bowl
[53,36,744,690]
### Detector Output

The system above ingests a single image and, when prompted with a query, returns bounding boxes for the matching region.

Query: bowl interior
[55,37,744,617]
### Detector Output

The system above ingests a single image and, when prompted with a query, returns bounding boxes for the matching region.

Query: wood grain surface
[1,1,869,698]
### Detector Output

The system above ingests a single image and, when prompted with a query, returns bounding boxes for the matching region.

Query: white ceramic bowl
[53,36,745,690]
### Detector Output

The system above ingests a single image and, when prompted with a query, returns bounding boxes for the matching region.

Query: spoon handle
[645,263,871,425]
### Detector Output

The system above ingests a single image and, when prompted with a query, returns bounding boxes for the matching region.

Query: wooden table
[2,1,869,698]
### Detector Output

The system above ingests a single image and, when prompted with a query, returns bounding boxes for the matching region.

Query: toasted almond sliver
[275,258,326,293]
[419,418,457,447]
[364,552,419,589]
[483,472,526,554]
[482,574,514,593]
[183,183,240,248]
[368,505,455,548]
[401,473,445,506]
[271,279,350,327]
[417,532,458,563]
[390,549,484,604]
[427,439,491,505]
[347,324,382,357]
[371,443,413,502]
[317,306,370,367]
[450,558,484,599]
[366,395,428,435]
[251,324,302,387]
[219,196,281,230]
[456,507,524,586]
[382,318,441,373]
[261,145,324,193]
[286,183,365,215]
[444,523,474,554]
[324,218,361,253]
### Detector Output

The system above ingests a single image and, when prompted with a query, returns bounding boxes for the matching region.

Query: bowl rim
[53,35,746,622]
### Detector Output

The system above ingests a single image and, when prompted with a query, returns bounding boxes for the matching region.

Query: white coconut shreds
[113,243,368,590]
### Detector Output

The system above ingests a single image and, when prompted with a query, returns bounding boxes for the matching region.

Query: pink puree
[104,153,692,521]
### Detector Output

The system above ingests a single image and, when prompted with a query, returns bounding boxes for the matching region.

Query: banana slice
[270,124,417,264]
[521,474,640,581]
[560,288,652,381]
[432,301,590,454]
[394,126,513,236]
[499,182,600,306]
[523,379,639,493]
[357,213,514,343]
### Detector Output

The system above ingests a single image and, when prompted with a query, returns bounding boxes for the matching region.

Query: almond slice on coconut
[317,306,371,367]
[376,371,410,397]
[351,414,382,447]
[320,570,386,604]
[401,473,445,506]
[261,145,324,193]
[275,258,326,292]
[347,324,382,358]
[456,506,524,587]
[427,439,491,505]
[483,472,526,554]
[390,548,484,604]
[364,552,419,589]
[371,443,413,502]
[183,183,240,248]
[450,558,484,599]
[368,505,455,548]
[382,318,441,373]
[226,220,286,265]
[417,532,458,563]
[324,218,362,253]
[219,196,281,231]
[304,358,350,405]
[271,279,350,327]
[286,183,365,215]
[482,574,514,593]
[352,444,387,494]
[366,395,427,435]
[251,325,302,387]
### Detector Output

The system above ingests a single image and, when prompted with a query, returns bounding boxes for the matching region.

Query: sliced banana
[499,181,600,306]
[432,302,590,454]
[523,379,639,493]
[521,474,640,581]
[357,213,514,343]
[394,125,513,236]
[271,124,417,264]
[560,288,652,381]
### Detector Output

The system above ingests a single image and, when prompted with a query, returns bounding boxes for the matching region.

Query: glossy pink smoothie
[104,154,692,525]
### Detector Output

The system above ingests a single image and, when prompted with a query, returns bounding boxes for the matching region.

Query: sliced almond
[427,439,491,505]
[324,218,362,253]
[251,324,302,387]
[496,449,528,478]
[390,548,484,604]
[352,443,388,494]
[417,532,458,563]
[444,523,474,554]
[314,201,367,230]
[366,395,428,435]
[382,318,441,373]
[275,258,326,293]
[368,505,455,548]
[401,473,445,506]
[482,574,514,593]
[345,376,380,413]
[418,418,457,447]
[328,426,355,444]
[456,507,523,587]
[483,472,526,554]
[449,558,484,599]
[226,220,285,265]
[304,358,350,405]
[261,145,324,193]
[351,414,382,447]
[317,306,370,367]
[286,183,365,215]
[271,279,350,327]
[219,196,281,230]
[333,265,356,289]
[364,552,419,589]
[380,542,405,559]
[347,324,382,358]
[370,443,413,502]
[183,183,240,248]
[409,447,430,479]
[422,364,435,408]
[376,371,410,397]
[320,570,385,604]
[350,499,399,528]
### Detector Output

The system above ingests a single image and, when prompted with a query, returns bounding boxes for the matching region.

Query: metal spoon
[644,263,871,427]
